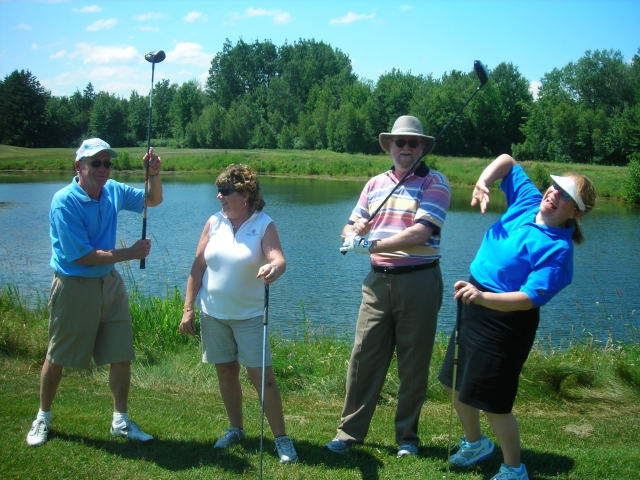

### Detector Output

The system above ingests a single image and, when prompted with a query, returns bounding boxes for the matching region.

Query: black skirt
[438,276,540,414]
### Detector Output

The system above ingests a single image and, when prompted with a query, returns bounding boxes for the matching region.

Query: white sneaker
[274,435,298,463]
[26,418,49,446]
[214,427,245,449]
[110,419,153,442]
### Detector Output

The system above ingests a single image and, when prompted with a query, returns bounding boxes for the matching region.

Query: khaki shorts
[200,312,271,368]
[47,269,135,368]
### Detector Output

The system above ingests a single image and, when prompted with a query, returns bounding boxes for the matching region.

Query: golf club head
[145,50,166,64]
[474,60,489,87]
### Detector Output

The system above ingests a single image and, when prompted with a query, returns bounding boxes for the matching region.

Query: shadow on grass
[54,432,386,478]
[50,432,574,479]
[430,445,576,480]
[54,432,252,474]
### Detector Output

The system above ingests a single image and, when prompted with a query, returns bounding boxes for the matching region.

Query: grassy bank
[0,144,630,200]
[1,284,639,479]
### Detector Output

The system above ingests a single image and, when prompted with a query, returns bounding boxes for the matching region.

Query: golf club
[140,49,166,269]
[259,284,269,480]
[366,60,490,224]
[446,299,462,477]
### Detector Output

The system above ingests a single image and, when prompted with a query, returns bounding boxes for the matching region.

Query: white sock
[37,409,52,424]
[113,412,129,425]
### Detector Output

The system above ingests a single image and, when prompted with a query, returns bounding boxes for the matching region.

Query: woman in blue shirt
[439,154,596,480]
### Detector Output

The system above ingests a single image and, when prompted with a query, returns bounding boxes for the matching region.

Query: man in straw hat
[326,116,451,457]
[26,138,163,447]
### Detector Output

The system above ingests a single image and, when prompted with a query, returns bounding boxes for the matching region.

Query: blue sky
[1,0,639,99]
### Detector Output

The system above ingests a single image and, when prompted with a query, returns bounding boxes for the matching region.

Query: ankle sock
[37,409,52,424]
[113,412,129,425]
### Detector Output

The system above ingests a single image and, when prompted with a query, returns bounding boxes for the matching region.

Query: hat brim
[550,174,585,211]
[76,147,119,161]
[379,133,435,153]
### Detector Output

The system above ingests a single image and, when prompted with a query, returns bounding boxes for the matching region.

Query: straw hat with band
[379,116,435,154]
[550,174,585,211]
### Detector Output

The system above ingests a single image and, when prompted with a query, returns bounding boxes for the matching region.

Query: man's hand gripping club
[340,234,372,255]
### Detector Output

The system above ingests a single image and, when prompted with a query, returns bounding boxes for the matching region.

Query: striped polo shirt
[348,162,451,267]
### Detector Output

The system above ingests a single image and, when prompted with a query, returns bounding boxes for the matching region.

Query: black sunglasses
[88,159,113,169]
[393,138,421,149]
[217,186,236,196]
[552,181,573,202]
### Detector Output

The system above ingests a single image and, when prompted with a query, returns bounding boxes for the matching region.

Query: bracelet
[149,172,159,177]
[183,307,193,312]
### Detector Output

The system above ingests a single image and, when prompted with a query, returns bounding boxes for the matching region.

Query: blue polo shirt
[49,177,145,277]
[470,165,574,308]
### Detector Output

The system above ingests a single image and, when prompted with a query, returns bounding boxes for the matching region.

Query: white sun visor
[550,175,585,211]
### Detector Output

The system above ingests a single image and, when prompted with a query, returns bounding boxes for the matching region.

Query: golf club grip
[263,284,269,325]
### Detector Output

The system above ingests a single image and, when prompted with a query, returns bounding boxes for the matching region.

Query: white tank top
[198,210,272,319]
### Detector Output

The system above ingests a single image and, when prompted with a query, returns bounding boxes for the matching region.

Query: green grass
[0,144,631,200]
[1,284,639,479]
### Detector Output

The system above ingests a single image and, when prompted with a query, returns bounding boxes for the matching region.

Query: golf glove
[340,234,372,255]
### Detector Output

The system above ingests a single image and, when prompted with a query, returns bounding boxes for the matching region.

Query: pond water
[1,171,638,346]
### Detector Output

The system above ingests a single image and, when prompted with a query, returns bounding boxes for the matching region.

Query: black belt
[372,260,438,275]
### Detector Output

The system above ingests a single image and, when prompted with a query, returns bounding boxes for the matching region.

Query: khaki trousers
[335,265,443,446]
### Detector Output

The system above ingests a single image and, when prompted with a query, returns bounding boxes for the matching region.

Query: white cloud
[16,23,33,30]
[86,18,118,31]
[134,12,166,21]
[69,43,140,65]
[73,6,101,13]
[529,80,541,100]
[50,49,67,59]
[32,43,40,50]
[136,26,160,32]
[183,11,208,23]
[166,42,214,68]
[400,5,413,11]
[246,7,291,24]
[329,12,375,25]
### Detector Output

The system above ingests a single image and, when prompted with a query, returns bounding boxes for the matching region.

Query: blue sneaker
[490,463,529,480]
[325,438,350,453]
[397,444,418,457]
[450,435,494,467]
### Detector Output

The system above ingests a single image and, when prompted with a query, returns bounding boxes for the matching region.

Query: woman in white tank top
[179,164,298,464]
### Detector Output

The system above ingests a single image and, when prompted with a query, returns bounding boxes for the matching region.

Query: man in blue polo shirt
[26,138,163,447]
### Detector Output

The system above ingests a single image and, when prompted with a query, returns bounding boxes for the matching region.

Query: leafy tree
[207,38,278,109]
[279,39,357,107]
[151,79,177,139]
[0,69,50,146]
[222,98,257,148]
[128,90,149,144]
[44,96,77,147]
[193,102,226,148]
[89,92,129,146]
[170,80,204,142]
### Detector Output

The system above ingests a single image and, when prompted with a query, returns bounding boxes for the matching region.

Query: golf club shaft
[259,284,269,480]
[140,62,156,270]
[448,299,462,475]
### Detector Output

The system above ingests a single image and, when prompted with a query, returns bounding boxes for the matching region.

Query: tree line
[1,38,638,165]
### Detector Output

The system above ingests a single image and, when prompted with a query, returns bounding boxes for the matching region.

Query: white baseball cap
[75,138,118,161]
[550,174,585,211]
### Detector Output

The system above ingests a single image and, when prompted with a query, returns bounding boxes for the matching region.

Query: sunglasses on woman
[552,181,574,202]
[87,159,113,169]
[393,138,421,149]
[217,186,236,196]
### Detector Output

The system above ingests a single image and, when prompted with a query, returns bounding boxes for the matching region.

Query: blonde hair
[564,172,596,245]
[216,163,266,212]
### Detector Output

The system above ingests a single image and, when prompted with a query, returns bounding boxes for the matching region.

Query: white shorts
[200,312,272,368]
